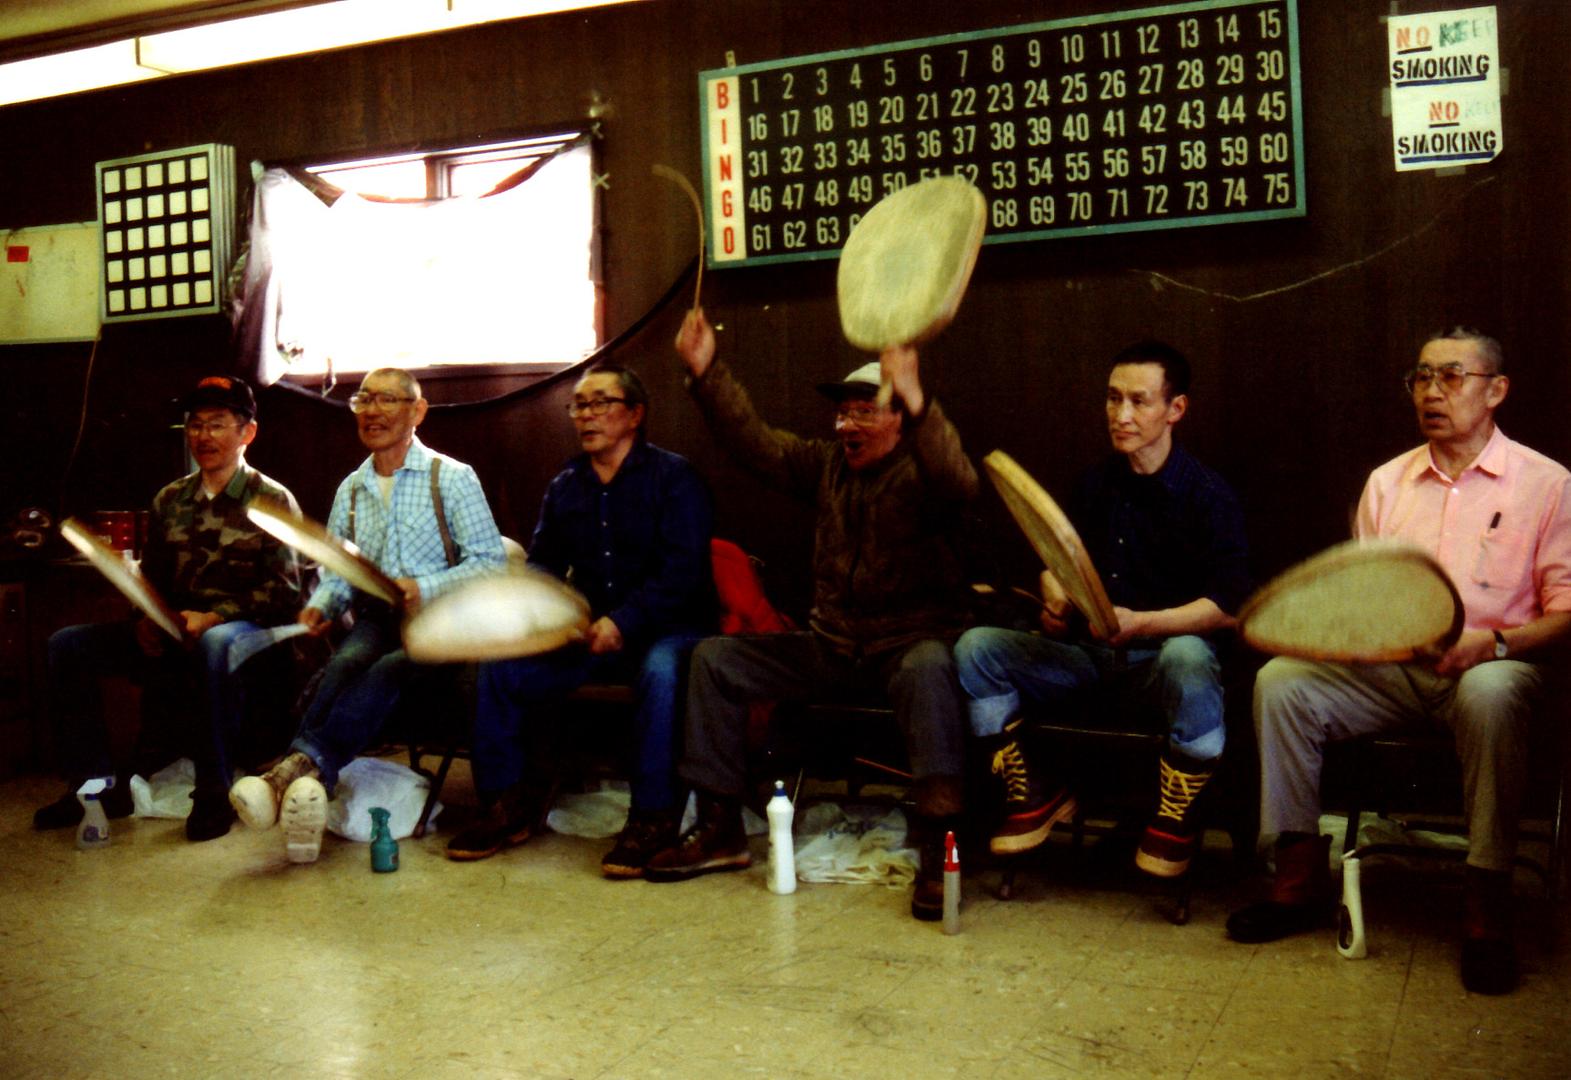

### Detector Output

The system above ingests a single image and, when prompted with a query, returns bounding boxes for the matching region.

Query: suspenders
[347,456,460,571]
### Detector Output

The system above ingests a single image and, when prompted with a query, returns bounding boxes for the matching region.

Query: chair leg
[413,737,460,840]
[1548,768,1565,904]
[997,864,1017,900]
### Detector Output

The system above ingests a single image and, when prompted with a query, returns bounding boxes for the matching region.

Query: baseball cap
[815,361,883,402]
[181,375,256,420]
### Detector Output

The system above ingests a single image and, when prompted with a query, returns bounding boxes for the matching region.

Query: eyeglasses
[834,402,887,425]
[1402,364,1497,395]
[184,419,241,437]
[348,391,418,413]
[566,397,627,418]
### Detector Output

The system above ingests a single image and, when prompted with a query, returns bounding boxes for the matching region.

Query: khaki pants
[1254,656,1543,872]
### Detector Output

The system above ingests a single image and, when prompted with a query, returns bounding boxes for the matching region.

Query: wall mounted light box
[95,143,235,322]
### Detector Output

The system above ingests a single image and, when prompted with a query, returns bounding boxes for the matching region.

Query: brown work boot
[1135,754,1215,878]
[1226,832,1333,942]
[1460,866,1517,995]
[909,815,960,921]
[601,808,682,879]
[986,719,1077,855]
[446,787,538,862]
[644,792,751,882]
[230,751,319,830]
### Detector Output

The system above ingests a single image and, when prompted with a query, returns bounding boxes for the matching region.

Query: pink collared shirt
[1355,426,1571,630]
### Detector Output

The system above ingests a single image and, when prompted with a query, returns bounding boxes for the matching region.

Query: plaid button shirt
[306,437,506,619]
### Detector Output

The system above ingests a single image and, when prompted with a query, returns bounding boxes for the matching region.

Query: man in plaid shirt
[229,367,505,863]
[34,375,302,842]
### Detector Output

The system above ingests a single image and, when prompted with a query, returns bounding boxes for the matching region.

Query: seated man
[35,375,302,841]
[444,363,716,875]
[653,309,978,921]
[229,368,506,863]
[1228,328,1571,995]
[956,341,1250,877]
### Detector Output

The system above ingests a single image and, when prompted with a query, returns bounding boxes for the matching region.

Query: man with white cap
[654,309,978,921]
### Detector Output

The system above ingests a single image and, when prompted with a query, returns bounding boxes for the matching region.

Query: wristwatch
[1492,629,1509,659]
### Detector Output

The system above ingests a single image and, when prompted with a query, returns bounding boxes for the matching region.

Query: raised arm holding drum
[654,306,979,922]
[228,367,506,864]
[1228,328,1571,996]
[956,342,1250,879]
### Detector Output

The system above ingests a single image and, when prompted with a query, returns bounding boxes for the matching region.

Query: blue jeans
[954,627,1225,763]
[472,633,702,813]
[292,616,414,795]
[49,618,266,796]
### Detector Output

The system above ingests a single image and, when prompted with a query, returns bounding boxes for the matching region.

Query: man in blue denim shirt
[229,367,506,863]
[446,362,716,877]
[956,341,1250,879]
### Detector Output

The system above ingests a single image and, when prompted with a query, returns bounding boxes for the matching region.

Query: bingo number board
[700,0,1304,267]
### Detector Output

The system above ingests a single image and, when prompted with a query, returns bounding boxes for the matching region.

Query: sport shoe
[280,776,328,864]
[33,775,135,831]
[1135,755,1215,878]
[231,751,319,830]
[644,793,751,882]
[445,804,534,862]
[988,720,1077,855]
[602,809,681,879]
[186,790,235,842]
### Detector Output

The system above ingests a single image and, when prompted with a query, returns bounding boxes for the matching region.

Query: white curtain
[233,145,596,386]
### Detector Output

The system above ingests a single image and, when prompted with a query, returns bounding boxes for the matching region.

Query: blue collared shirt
[1072,444,1252,620]
[529,440,716,647]
[307,437,506,618]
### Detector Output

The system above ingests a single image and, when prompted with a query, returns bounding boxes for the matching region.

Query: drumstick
[652,165,704,313]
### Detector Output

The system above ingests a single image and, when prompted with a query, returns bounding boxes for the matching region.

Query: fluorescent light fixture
[1,0,641,106]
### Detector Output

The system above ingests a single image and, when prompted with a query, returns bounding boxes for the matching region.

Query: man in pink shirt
[1228,328,1571,995]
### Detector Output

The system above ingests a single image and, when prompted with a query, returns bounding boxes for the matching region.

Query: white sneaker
[229,751,318,830]
[280,776,328,864]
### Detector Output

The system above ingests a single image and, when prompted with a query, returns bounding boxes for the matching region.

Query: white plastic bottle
[766,780,796,894]
[76,777,112,850]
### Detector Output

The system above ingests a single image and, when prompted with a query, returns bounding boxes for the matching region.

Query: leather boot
[644,791,751,882]
[1226,832,1333,942]
[909,813,960,922]
[1460,866,1517,994]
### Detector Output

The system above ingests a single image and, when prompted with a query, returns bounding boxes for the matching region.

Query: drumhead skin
[1238,539,1464,662]
[245,497,404,608]
[403,570,590,662]
[837,176,987,351]
[982,450,1120,641]
[61,517,186,642]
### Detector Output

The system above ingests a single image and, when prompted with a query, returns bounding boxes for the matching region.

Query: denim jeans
[292,616,414,795]
[48,618,266,796]
[471,633,703,813]
[954,627,1225,763]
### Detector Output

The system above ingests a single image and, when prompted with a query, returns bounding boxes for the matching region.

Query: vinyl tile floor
[2,767,1568,1080]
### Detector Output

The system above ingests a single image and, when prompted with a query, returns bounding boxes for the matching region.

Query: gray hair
[1426,327,1504,374]
[361,367,424,400]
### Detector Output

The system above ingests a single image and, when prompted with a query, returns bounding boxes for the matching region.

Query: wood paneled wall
[2,0,1567,616]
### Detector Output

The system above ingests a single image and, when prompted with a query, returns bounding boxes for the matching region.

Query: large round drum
[982,450,1120,641]
[837,176,987,352]
[1238,540,1464,662]
[245,497,403,608]
[60,517,186,642]
[403,569,591,663]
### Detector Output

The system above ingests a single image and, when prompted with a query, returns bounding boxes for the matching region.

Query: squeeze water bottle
[76,777,113,850]
[766,781,796,894]
[941,830,961,935]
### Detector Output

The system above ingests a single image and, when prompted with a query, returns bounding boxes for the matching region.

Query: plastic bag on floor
[129,758,197,819]
[793,801,917,886]
[545,786,769,840]
[327,757,439,842]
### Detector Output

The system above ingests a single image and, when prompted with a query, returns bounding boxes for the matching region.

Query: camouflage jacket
[140,463,303,626]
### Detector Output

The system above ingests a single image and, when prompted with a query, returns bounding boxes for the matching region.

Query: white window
[239,132,599,383]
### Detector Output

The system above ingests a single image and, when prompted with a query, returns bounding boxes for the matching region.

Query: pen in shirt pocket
[1488,511,1501,532]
